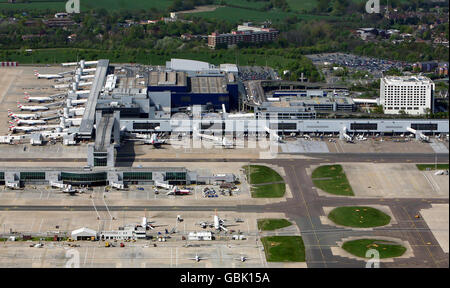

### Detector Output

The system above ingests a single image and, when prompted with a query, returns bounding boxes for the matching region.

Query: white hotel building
[380,76,434,115]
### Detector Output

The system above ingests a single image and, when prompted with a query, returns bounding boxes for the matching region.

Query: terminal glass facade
[61,172,107,185]
[350,123,378,130]
[123,172,153,181]
[93,152,108,167]
[20,172,45,181]
[0,172,4,181]
[165,172,186,181]
[411,123,438,131]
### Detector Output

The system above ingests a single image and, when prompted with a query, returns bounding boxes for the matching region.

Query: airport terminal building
[0,167,237,188]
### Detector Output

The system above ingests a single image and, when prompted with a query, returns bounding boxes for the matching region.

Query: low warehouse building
[71,227,97,240]
[188,231,213,241]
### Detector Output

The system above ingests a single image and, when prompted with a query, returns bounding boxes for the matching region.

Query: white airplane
[356,134,367,141]
[23,92,54,103]
[6,182,21,190]
[166,186,191,196]
[110,182,126,190]
[62,185,79,195]
[434,170,446,176]
[50,181,69,189]
[140,213,164,230]
[34,71,63,79]
[188,254,207,262]
[197,211,229,232]
[234,255,250,262]
[9,125,43,133]
[8,110,40,120]
[10,119,46,126]
[154,181,173,190]
[17,102,49,111]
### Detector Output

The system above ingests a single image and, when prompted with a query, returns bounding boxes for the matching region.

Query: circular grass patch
[328,206,391,228]
[342,239,407,259]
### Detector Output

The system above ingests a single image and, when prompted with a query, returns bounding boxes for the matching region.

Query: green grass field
[251,183,286,198]
[221,0,267,9]
[243,165,283,184]
[257,219,292,231]
[243,165,286,198]
[311,165,354,196]
[416,164,449,171]
[192,6,293,22]
[328,206,391,228]
[261,236,305,262]
[342,239,407,259]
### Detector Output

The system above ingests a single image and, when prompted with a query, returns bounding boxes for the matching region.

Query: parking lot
[306,52,408,77]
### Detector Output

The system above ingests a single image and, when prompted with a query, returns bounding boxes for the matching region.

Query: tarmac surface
[1,153,448,268]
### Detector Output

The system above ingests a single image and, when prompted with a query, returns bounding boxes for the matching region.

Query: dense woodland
[0,0,448,82]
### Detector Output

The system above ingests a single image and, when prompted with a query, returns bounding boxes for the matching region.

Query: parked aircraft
[166,186,191,196]
[140,214,164,230]
[34,71,63,79]
[188,254,207,262]
[9,125,43,133]
[10,119,46,126]
[23,92,55,103]
[234,255,250,262]
[356,134,367,141]
[197,211,232,232]
[17,102,49,111]
[8,110,40,120]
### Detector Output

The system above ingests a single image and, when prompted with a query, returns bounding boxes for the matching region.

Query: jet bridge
[87,111,120,167]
